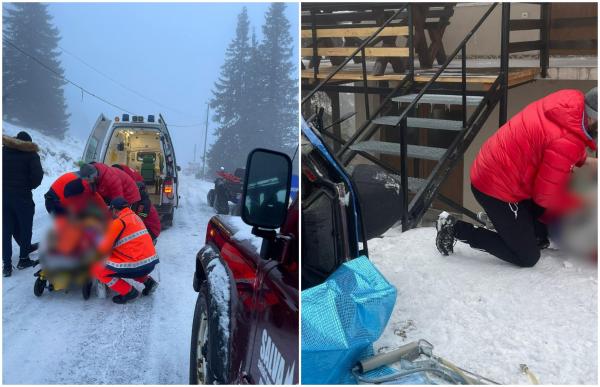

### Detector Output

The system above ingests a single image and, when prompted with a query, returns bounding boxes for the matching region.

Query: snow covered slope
[2,123,222,383]
[3,122,84,245]
[369,226,597,385]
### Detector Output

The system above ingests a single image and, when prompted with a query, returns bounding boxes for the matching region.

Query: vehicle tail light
[163,179,174,199]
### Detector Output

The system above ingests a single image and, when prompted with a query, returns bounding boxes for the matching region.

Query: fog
[47,2,298,166]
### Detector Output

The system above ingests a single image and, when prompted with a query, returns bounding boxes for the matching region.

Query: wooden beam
[508,40,543,53]
[509,19,543,31]
[300,47,408,57]
[301,26,409,38]
[301,68,539,87]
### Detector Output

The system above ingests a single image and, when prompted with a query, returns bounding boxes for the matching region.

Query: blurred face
[110,207,119,219]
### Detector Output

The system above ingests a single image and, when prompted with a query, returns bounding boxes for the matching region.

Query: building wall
[441,3,540,57]
[462,79,596,213]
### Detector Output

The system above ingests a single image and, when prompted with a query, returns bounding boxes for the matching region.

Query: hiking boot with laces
[436,212,457,256]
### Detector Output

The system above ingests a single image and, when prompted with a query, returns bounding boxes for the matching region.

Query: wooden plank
[301,69,407,81]
[552,16,597,28]
[301,26,408,38]
[508,40,543,53]
[509,19,543,31]
[550,39,597,50]
[301,68,539,87]
[300,47,408,57]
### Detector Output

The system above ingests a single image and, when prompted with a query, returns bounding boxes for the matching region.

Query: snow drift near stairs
[369,226,597,385]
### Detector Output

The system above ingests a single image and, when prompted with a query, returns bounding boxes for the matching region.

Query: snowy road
[369,227,597,385]
[3,173,215,384]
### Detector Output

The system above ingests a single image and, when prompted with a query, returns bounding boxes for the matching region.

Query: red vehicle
[190,149,298,384]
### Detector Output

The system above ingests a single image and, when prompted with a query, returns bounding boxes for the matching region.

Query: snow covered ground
[369,226,597,385]
[2,125,218,383]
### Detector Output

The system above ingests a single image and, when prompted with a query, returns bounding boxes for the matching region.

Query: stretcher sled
[34,212,106,299]
[352,340,497,385]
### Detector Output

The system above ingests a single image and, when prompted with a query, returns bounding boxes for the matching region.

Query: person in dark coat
[2,131,44,276]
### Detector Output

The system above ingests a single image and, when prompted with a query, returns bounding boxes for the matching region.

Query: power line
[4,35,207,127]
[3,36,135,114]
[57,43,192,117]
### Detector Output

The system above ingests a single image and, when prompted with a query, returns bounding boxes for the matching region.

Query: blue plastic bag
[301,256,397,384]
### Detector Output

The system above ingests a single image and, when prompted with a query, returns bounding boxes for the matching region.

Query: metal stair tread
[392,93,484,106]
[372,116,463,131]
[350,140,446,161]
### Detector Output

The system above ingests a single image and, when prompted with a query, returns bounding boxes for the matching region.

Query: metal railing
[303,2,546,231]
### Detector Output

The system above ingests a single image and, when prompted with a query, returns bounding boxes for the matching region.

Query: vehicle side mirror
[241,149,291,230]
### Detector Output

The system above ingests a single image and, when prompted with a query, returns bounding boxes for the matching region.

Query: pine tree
[3,3,69,138]
[207,7,251,173]
[259,3,297,154]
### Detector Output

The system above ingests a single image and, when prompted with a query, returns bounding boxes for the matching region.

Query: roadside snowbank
[369,226,597,384]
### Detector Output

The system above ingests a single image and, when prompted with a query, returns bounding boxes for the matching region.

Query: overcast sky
[44,2,298,165]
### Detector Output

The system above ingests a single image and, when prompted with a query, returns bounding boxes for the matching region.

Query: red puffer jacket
[116,163,143,183]
[471,89,596,217]
[93,162,141,205]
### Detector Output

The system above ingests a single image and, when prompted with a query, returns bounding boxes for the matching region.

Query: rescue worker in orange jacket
[91,197,159,304]
[45,171,105,216]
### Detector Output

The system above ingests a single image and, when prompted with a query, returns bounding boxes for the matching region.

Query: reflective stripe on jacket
[99,207,158,270]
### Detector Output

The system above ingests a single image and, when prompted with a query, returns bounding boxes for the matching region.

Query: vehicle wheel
[82,281,93,300]
[207,189,215,207]
[34,278,46,297]
[214,192,229,215]
[189,283,229,384]
[162,208,174,229]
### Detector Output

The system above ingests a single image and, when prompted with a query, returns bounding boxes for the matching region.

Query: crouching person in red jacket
[91,197,159,304]
[132,182,161,243]
[436,88,597,267]
[79,162,141,206]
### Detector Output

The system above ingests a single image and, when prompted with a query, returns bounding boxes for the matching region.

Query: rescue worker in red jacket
[79,162,141,205]
[45,171,106,215]
[91,197,159,304]
[436,88,597,267]
[112,163,143,183]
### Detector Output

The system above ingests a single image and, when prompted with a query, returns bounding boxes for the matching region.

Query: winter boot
[17,257,38,270]
[436,212,457,256]
[3,264,12,278]
[28,242,39,254]
[142,276,159,296]
[537,236,550,250]
[112,287,139,304]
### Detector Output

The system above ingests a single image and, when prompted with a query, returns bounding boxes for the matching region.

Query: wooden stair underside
[301,67,539,88]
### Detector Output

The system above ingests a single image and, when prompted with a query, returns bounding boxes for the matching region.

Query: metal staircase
[301,3,549,231]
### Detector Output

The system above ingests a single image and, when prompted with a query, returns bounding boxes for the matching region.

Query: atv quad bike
[207,168,245,215]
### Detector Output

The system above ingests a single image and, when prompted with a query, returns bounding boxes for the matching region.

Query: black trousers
[3,192,35,266]
[454,185,548,267]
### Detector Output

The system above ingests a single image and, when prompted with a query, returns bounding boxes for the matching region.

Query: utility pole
[193,144,197,162]
[202,102,209,179]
